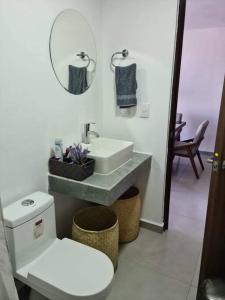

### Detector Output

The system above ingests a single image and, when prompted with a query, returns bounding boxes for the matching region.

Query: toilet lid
[27,238,114,299]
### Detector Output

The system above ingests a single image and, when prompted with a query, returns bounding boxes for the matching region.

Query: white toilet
[3,192,114,300]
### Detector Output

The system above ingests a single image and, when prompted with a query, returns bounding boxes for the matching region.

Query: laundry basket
[72,206,119,268]
[111,186,141,243]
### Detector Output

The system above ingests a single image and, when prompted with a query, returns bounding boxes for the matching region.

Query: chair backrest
[193,120,209,145]
[176,113,183,124]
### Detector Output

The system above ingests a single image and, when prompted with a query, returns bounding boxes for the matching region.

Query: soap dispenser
[54,138,63,161]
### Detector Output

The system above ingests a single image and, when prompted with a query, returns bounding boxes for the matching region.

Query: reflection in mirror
[49,9,97,95]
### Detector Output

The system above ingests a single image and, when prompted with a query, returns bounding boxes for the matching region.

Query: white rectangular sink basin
[83,137,134,174]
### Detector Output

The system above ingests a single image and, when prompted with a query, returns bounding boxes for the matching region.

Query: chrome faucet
[83,123,100,144]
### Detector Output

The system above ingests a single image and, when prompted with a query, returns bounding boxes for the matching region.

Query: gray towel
[68,65,88,95]
[115,63,137,108]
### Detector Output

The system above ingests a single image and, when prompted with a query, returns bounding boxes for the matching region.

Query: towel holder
[111,49,129,68]
[76,51,91,68]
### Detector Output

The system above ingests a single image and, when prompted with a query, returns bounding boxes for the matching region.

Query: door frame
[163,0,187,230]
[198,77,225,291]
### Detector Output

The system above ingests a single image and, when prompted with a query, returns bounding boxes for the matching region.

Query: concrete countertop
[48,152,152,206]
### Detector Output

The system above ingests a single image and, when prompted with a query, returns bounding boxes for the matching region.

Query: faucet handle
[84,122,96,130]
[84,123,90,131]
[84,122,96,125]
[84,122,96,136]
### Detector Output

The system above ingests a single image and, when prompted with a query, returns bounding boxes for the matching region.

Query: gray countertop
[48,152,152,206]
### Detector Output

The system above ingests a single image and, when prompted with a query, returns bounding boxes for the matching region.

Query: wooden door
[198,77,225,293]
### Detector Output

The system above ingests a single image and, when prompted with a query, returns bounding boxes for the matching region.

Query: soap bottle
[54,138,63,161]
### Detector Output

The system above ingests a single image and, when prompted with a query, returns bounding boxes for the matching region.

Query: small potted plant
[49,144,95,181]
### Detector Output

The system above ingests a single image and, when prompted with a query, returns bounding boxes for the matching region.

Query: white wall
[101,0,179,226]
[177,27,225,152]
[0,0,102,235]
[0,0,180,231]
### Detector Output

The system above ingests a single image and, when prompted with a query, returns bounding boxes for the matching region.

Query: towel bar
[76,51,91,68]
[111,49,129,68]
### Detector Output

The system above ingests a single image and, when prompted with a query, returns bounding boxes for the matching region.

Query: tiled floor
[107,154,211,300]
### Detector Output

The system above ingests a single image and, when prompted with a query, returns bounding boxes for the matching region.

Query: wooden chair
[175,113,183,141]
[176,113,183,124]
[173,120,209,179]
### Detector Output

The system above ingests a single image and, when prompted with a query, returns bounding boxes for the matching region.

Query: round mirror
[49,9,97,95]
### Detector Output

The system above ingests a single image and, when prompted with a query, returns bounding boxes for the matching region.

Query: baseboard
[200,150,213,156]
[140,218,164,233]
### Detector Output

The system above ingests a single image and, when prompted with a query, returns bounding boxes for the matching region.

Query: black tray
[49,157,95,181]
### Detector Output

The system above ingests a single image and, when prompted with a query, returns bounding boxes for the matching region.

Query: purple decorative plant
[68,144,90,165]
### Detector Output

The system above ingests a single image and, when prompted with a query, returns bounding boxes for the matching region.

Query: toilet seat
[26,238,114,300]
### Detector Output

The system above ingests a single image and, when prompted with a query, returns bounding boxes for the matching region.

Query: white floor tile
[107,258,189,300]
[108,154,210,299]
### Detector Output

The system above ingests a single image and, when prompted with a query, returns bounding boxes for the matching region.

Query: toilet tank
[3,192,56,273]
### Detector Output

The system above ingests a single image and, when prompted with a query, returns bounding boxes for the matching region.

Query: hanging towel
[68,65,88,95]
[115,63,137,108]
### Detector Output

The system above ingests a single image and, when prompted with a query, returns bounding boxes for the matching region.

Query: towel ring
[111,49,129,68]
[76,51,91,68]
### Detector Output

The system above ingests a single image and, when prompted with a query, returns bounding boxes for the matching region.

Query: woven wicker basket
[111,186,141,243]
[72,206,119,268]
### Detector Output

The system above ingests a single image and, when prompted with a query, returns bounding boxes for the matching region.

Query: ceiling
[185,0,225,30]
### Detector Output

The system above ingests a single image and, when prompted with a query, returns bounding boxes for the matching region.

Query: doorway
[164,0,225,298]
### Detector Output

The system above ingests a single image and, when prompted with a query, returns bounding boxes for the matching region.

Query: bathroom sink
[83,137,134,174]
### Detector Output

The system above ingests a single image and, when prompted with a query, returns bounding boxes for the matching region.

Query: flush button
[21,199,35,206]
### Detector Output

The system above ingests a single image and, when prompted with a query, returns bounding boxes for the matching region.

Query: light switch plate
[139,102,150,118]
